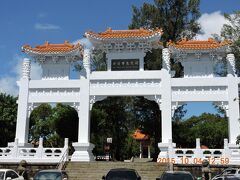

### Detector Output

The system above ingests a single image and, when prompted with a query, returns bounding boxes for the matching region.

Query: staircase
[65,161,167,180]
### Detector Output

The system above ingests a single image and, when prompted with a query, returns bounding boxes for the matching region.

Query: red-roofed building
[132,129,151,159]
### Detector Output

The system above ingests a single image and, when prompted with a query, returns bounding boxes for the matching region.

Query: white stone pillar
[139,142,142,158]
[71,48,94,162]
[15,58,31,146]
[106,54,111,71]
[227,76,240,145]
[227,53,236,77]
[36,137,43,158]
[195,138,202,159]
[148,145,151,159]
[139,56,144,71]
[160,49,172,143]
[158,48,175,160]
[12,138,18,158]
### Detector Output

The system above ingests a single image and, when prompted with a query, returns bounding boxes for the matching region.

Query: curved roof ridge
[168,38,230,50]
[22,41,82,54]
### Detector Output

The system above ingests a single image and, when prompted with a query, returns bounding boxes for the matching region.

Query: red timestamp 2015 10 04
[157,157,230,165]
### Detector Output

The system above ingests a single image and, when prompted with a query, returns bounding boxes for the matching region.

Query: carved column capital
[22,58,31,80]
[83,48,91,69]
[227,53,236,76]
[162,48,170,72]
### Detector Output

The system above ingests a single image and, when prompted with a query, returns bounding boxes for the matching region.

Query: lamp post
[105,137,112,161]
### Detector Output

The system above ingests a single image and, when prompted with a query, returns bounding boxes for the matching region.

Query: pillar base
[157,142,176,160]
[71,142,95,162]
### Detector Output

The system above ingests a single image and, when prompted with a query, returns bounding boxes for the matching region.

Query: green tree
[221,11,240,75]
[52,104,78,142]
[29,103,78,147]
[129,0,200,43]
[129,0,201,71]
[132,96,161,160]
[29,104,54,145]
[91,97,145,160]
[173,113,228,148]
[0,93,17,146]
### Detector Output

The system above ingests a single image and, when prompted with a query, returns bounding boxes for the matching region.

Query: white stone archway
[2,29,239,164]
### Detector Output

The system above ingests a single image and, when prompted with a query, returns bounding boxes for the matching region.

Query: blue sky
[0,0,239,118]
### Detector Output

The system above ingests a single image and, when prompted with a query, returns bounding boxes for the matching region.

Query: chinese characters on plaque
[111,59,139,71]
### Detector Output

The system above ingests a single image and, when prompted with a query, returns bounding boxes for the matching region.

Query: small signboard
[107,138,112,143]
[111,59,139,71]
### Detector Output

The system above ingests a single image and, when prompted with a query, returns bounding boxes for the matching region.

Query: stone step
[65,161,167,180]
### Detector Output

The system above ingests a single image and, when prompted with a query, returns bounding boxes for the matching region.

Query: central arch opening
[90,96,161,161]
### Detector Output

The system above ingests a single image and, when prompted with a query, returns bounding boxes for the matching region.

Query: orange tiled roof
[132,129,150,140]
[22,41,81,54]
[168,38,230,50]
[86,27,163,40]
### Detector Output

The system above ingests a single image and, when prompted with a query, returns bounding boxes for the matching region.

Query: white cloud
[0,77,19,96]
[196,11,227,40]
[34,23,61,30]
[38,12,48,18]
[0,55,42,96]
[30,62,42,80]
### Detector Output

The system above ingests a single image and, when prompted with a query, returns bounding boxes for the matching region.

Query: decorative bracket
[89,95,107,110]
[144,95,162,109]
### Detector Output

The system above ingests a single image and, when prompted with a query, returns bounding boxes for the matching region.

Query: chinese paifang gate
[1,27,240,165]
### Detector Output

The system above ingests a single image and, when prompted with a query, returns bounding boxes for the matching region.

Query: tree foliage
[173,113,228,148]
[129,0,201,43]
[29,104,54,143]
[52,104,78,142]
[29,103,78,147]
[129,0,201,74]
[0,93,17,146]
[221,11,240,75]
[91,97,137,160]
[90,97,160,160]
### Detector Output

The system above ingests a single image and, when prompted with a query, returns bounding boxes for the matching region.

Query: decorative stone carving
[214,101,229,117]
[83,49,91,68]
[89,95,107,110]
[144,95,162,109]
[195,51,202,60]
[52,56,59,63]
[71,102,80,112]
[210,51,217,60]
[115,43,124,51]
[227,53,236,76]
[100,41,157,53]
[27,103,41,117]
[171,102,185,117]
[29,88,80,99]
[35,55,46,63]
[162,48,170,71]
[172,86,227,95]
[126,42,136,51]
[22,58,31,80]
[90,79,161,89]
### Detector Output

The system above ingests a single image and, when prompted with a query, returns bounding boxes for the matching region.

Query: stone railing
[0,138,69,163]
[158,138,240,165]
